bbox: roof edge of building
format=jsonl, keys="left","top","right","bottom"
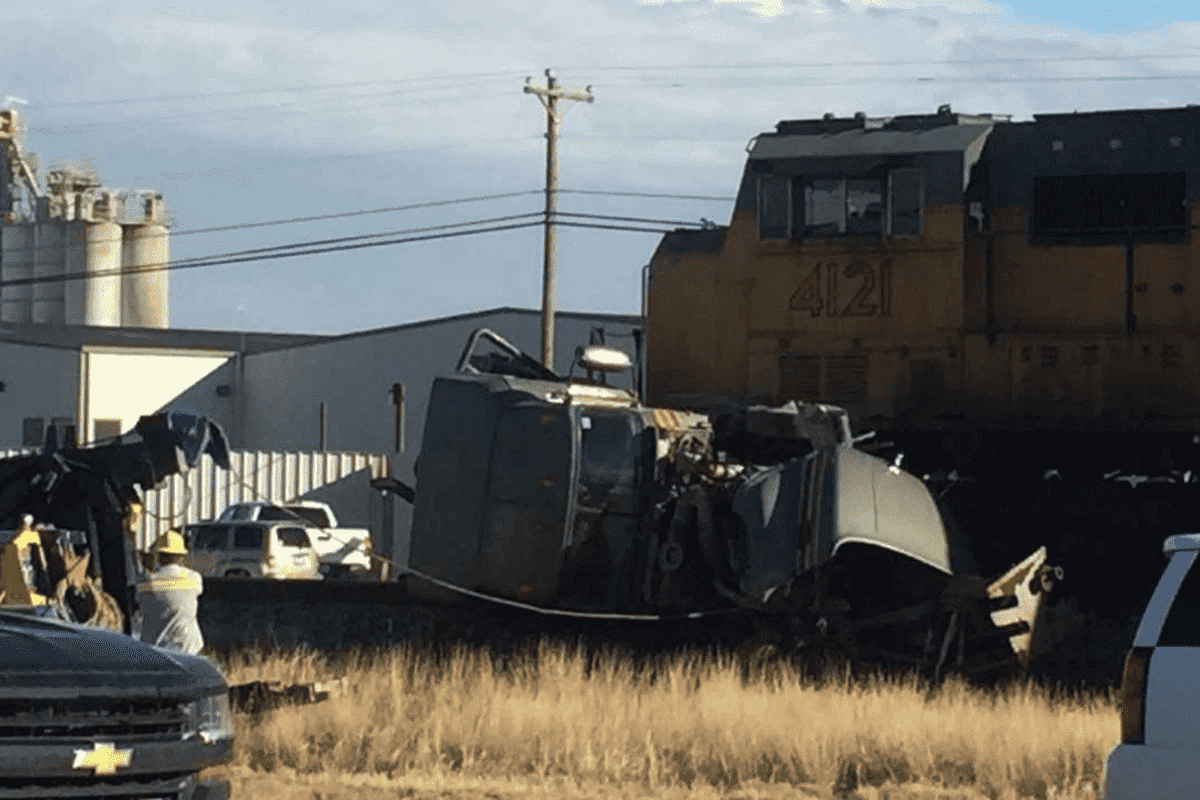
{"left": 250, "top": 306, "right": 644, "bottom": 353}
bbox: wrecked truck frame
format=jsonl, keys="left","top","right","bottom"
{"left": 0, "top": 410, "right": 231, "bottom": 630}
{"left": 392, "top": 329, "right": 1060, "bottom": 675}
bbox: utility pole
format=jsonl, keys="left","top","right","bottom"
{"left": 524, "top": 70, "right": 593, "bottom": 369}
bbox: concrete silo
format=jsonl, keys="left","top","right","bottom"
{"left": 121, "top": 191, "right": 169, "bottom": 328}
{"left": 64, "top": 190, "right": 122, "bottom": 327}
{"left": 0, "top": 223, "right": 34, "bottom": 322}
{"left": 31, "top": 219, "right": 66, "bottom": 324}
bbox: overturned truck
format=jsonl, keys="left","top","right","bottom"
{"left": 396, "top": 330, "right": 1060, "bottom": 676}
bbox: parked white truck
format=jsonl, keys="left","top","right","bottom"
{"left": 216, "top": 501, "right": 373, "bottom": 578}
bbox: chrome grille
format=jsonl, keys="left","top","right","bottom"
{"left": 0, "top": 698, "right": 186, "bottom": 742}
{"left": 0, "top": 770, "right": 189, "bottom": 799}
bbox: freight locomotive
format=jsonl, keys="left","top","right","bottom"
{"left": 646, "top": 104, "right": 1200, "bottom": 636}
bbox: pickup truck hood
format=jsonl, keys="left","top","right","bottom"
{"left": 833, "top": 447, "right": 952, "bottom": 574}
{"left": 0, "top": 610, "right": 225, "bottom": 700}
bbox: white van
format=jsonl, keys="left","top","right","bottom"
{"left": 183, "top": 522, "right": 321, "bottom": 580}
{"left": 1103, "top": 533, "right": 1200, "bottom": 799}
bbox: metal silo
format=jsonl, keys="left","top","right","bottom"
{"left": 65, "top": 190, "right": 122, "bottom": 327}
{"left": 32, "top": 218, "right": 66, "bottom": 324}
{"left": 121, "top": 191, "right": 169, "bottom": 328}
{"left": 0, "top": 223, "right": 34, "bottom": 323}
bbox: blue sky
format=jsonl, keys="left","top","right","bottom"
{"left": 3, "top": 0, "right": 1199, "bottom": 334}
{"left": 1007, "top": 1, "right": 1192, "bottom": 31}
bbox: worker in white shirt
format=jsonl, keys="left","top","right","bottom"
{"left": 135, "top": 530, "right": 204, "bottom": 654}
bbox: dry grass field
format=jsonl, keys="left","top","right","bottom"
{"left": 210, "top": 645, "right": 1118, "bottom": 799}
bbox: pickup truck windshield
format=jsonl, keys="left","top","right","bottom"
{"left": 220, "top": 504, "right": 331, "bottom": 526}
{"left": 283, "top": 507, "right": 330, "bottom": 527}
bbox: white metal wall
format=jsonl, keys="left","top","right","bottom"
{"left": 135, "top": 450, "right": 391, "bottom": 550}
{"left": 82, "top": 348, "right": 231, "bottom": 443}
{"left": 0, "top": 342, "right": 80, "bottom": 450}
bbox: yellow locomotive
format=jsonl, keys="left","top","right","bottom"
{"left": 647, "top": 105, "right": 1200, "bottom": 632}
{"left": 648, "top": 104, "right": 1200, "bottom": 477}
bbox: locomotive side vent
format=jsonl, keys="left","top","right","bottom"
{"left": 778, "top": 353, "right": 868, "bottom": 408}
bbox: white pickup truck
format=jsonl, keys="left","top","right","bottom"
{"left": 216, "top": 501, "right": 373, "bottom": 578}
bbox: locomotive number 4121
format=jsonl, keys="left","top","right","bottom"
{"left": 789, "top": 259, "right": 893, "bottom": 318}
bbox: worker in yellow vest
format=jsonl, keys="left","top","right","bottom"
{"left": 0, "top": 514, "right": 51, "bottom": 608}
{"left": 135, "top": 530, "right": 204, "bottom": 654}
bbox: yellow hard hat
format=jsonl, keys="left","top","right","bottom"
{"left": 149, "top": 529, "right": 189, "bottom": 555}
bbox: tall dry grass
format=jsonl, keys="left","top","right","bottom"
{"left": 215, "top": 645, "right": 1117, "bottom": 798}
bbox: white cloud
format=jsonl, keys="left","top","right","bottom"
{"left": 644, "top": 0, "right": 792, "bottom": 18}
{"left": 849, "top": 0, "right": 1009, "bottom": 13}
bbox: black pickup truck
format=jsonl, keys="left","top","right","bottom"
{"left": 0, "top": 609, "right": 233, "bottom": 800}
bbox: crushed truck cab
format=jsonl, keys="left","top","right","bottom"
{"left": 404, "top": 329, "right": 1057, "bottom": 672}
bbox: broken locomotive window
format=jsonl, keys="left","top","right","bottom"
{"left": 757, "top": 172, "right": 916, "bottom": 240}
{"left": 805, "top": 179, "right": 847, "bottom": 235}
{"left": 888, "top": 168, "right": 923, "bottom": 236}
{"left": 757, "top": 175, "right": 791, "bottom": 239}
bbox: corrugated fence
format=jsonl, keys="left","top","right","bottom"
{"left": 136, "top": 450, "right": 391, "bottom": 550}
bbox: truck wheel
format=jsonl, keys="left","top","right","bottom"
{"left": 659, "top": 542, "right": 684, "bottom": 572}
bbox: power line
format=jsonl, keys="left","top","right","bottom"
{"left": 0, "top": 192, "right": 548, "bottom": 255}
{"left": 560, "top": 189, "right": 734, "bottom": 201}
{"left": 715, "top": 73, "right": 1200, "bottom": 88}
{"left": 572, "top": 53, "right": 1200, "bottom": 73}
{"left": 0, "top": 220, "right": 546, "bottom": 289}
{"left": 27, "top": 53, "right": 1200, "bottom": 113}
{"left": 32, "top": 70, "right": 527, "bottom": 111}
{"left": 184, "top": 212, "right": 545, "bottom": 259}
{"left": 0, "top": 213, "right": 547, "bottom": 287}
{"left": 0, "top": 210, "right": 696, "bottom": 289}
{"left": 0, "top": 189, "right": 726, "bottom": 256}
{"left": 172, "top": 191, "right": 544, "bottom": 238}
{"left": 34, "top": 69, "right": 1200, "bottom": 135}
{"left": 556, "top": 220, "right": 683, "bottom": 235}
{"left": 556, "top": 211, "right": 709, "bottom": 227}
{"left": 20, "top": 58, "right": 1200, "bottom": 135}
{"left": 30, "top": 87, "right": 516, "bottom": 134}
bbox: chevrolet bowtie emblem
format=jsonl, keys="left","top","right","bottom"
{"left": 72, "top": 742, "right": 133, "bottom": 775}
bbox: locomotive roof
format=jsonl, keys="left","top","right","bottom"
{"left": 750, "top": 114, "right": 997, "bottom": 160}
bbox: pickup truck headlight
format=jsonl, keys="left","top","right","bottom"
{"left": 184, "top": 691, "right": 233, "bottom": 744}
